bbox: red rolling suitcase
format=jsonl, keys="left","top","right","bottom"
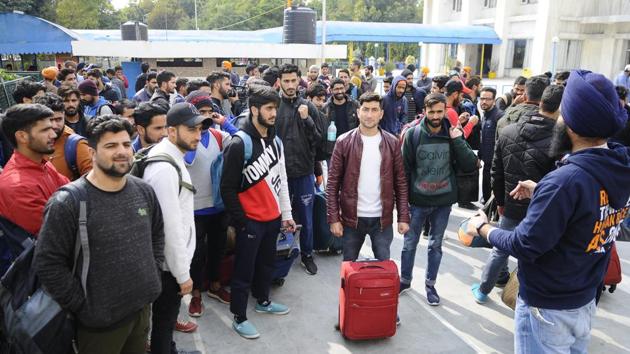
{"left": 604, "top": 243, "right": 622, "bottom": 293}
{"left": 338, "top": 259, "right": 399, "bottom": 340}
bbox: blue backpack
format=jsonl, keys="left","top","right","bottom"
{"left": 64, "top": 133, "right": 86, "bottom": 178}
{"left": 207, "top": 128, "right": 225, "bottom": 211}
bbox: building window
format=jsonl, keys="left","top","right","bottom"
{"left": 157, "top": 58, "right": 202, "bottom": 67}
{"left": 484, "top": 0, "right": 497, "bottom": 8}
{"left": 557, "top": 40, "right": 583, "bottom": 71}
{"left": 449, "top": 44, "right": 458, "bottom": 59}
{"left": 624, "top": 40, "right": 630, "bottom": 67}
{"left": 453, "top": 0, "right": 462, "bottom": 12}
{"left": 507, "top": 39, "right": 528, "bottom": 69}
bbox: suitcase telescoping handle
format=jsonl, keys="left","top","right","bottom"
{"left": 357, "top": 258, "right": 386, "bottom": 271}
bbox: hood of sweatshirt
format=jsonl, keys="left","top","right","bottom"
{"left": 387, "top": 75, "right": 407, "bottom": 100}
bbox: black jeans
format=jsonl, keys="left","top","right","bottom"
{"left": 191, "top": 212, "right": 227, "bottom": 290}
{"left": 150, "top": 271, "right": 182, "bottom": 354}
{"left": 230, "top": 218, "right": 280, "bottom": 318}
{"left": 482, "top": 164, "right": 492, "bottom": 203}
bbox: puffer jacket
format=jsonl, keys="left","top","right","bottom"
{"left": 496, "top": 102, "right": 539, "bottom": 137}
{"left": 275, "top": 95, "right": 321, "bottom": 178}
{"left": 326, "top": 127, "right": 410, "bottom": 229}
{"left": 479, "top": 106, "right": 503, "bottom": 165}
{"left": 491, "top": 112, "right": 556, "bottom": 220}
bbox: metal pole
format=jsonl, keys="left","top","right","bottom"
{"left": 479, "top": 44, "right": 485, "bottom": 78}
{"left": 551, "top": 41, "right": 558, "bottom": 74}
{"left": 321, "top": 0, "right": 326, "bottom": 62}
{"left": 194, "top": 0, "right": 199, "bottom": 30}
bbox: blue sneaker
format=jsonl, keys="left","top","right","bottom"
{"left": 471, "top": 283, "right": 489, "bottom": 304}
{"left": 254, "top": 302, "right": 290, "bottom": 315}
{"left": 425, "top": 285, "right": 440, "bottom": 306}
{"left": 399, "top": 282, "right": 411, "bottom": 295}
{"left": 232, "top": 320, "right": 260, "bottom": 339}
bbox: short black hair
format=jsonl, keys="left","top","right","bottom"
{"left": 133, "top": 102, "right": 168, "bottom": 128}
{"left": 320, "top": 62, "right": 329, "bottom": 69}
{"left": 424, "top": 93, "right": 447, "bottom": 109}
{"left": 445, "top": 79, "right": 463, "bottom": 96}
{"left": 141, "top": 62, "right": 150, "bottom": 73}
{"left": 157, "top": 71, "right": 176, "bottom": 87}
{"left": 248, "top": 84, "right": 280, "bottom": 113}
{"left": 106, "top": 68, "right": 116, "bottom": 76}
{"left": 117, "top": 99, "right": 137, "bottom": 111}
{"left": 186, "top": 79, "right": 210, "bottom": 95}
{"left": 147, "top": 71, "right": 158, "bottom": 82}
{"left": 338, "top": 69, "right": 350, "bottom": 77}
{"left": 431, "top": 75, "right": 449, "bottom": 90}
{"left": 540, "top": 85, "right": 564, "bottom": 113}
{"left": 12, "top": 80, "right": 46, "bottom": 103}
{"left": 480, "top": 87, "right": 497, "bottom": 99}
{"left": 87, "top": 69, "right": 102, "bottom": 79}
{"left": 57, "top": 85, "right": 81, "bottom": 100}
{"left": 366, "top": 65, "right": 374, "bottom": 72}
{"left": 554, "top": 71, "right": 570, "bottom": 81}
{"left": 114, "top": 65, "right": 123, "bottom": 72}
{"left": 331, "top": 78, "right": 345, "bottom": 89}
{"left": 525, "top": 75, "right": 550, "bottom": 102}
{"left": 86, "top": 115, "right": 134, "bottom": 149}
{"left": 1, "top": 104, "right": 54, "bottom": 147}
{"left": 358, "top": 92, "right": 382, "bottom": 108}
{"left": 514, "top": 76, "right": 527, "bottom": 86}
{"left": 246, "top": 63, "right": 258, "bottom": 75}
{"left": 616, "top": 85, "right": 628, "bottom": 101}
{"left": 262, "top": 66, "right": 279, "bottom": 86}
{"left": 33, "top": 92, "right": 64, "bottom": 112}
{"left": 57, "top": 68, "right": 75, "bottom": 81}
{"left": 465, "top": 76, "right": 481, "bottom": 89}
{"left": 176, "top": 78, "right": 189, "bottom": 92}
{"left": 258, "top": 64, "right": 270, "bottom": 73}
{"left": 306, "top": 84, "right": 327, "bottom": 99}
{"left": 383, "top": 76, "right": 393, "bottom": 85}
{"left": 206, "top": 71, "right": 230, "bottom": 87}
{"left": 279, "top": 63, "right": 299, "bottom": 79}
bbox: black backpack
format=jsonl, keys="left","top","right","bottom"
{"left": 129, "top": 144, "right": 196, "bottom": 194}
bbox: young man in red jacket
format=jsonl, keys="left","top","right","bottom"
{"left": 0, "top": 104, "right": 69, "bottom": 236}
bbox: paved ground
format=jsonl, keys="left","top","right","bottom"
{"left": 174, "top": 205, "right": 630, "bottom": 354}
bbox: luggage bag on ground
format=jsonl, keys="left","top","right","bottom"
{"left": 272, "top": 228, "right": 300, "bottom": 286}
{"left": 313, "top": 191, "right": 342, "bottom": 254}
{"left": 338, "top": 259, "right": 399, "bottom": 340}
{"left": 603, "top": 243, "right": 622, "bottom": 293}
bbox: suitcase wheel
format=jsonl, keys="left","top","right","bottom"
{"left": 609, "top": 284, "right": 616, "bottom": 293}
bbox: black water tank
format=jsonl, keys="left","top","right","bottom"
{"left": 121, "top": 21, "right": 148, "bottom": 41}
{"left": 283, "top": 6, "right": 316, "bottom": 44}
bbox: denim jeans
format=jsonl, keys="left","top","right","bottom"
{"left": 400, "top": 205, "right": 452, "bottom": 286}
{"left": 342, "top": 217, "right": 394, "bottom": 261}
{"left": 479, "top": 215, "right": 520, "bottom": 294}
{"left": 514, "top": 296, "right": 596, "bottom": 354}
{"left": 288, "top": 175, "right": 315, "bottom": 256}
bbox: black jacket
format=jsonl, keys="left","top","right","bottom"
{"left": 150, "top": 89, "right": 170, "bottom": 108}
{"left": 491, "top": 112, "right": 556, "bottom": 220}
{"left": 322, "top": 96, "right": 359, "bottom": 136}
{"left": 275, "top": 95, "right": 321, "bottom": 178}
{"left": 479, "top": 106, "right": 503, "bottom": 165}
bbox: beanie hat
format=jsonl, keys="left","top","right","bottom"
{"left": 42, "top": 67, "right": 58, "bottom": 80}
{"left": 561, "top": 70, "right": 628, "bottom": 138}
{"left": 78, "top": 79, "right": 98, "bottom": 96}
{"left": 185, "top": 90, "right": 213, "bottom": 109}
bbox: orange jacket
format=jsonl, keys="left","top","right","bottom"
{"left": 49, "top": 126, "right": 93, "bottom": 180}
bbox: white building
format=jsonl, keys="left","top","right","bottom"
{"left": 422, "top": 0, "right": 630, "bottom": 79}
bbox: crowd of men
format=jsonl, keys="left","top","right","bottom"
{"left": 0, "top": 57, "right": 629, "bottom": 354}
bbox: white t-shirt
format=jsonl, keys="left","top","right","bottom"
{"left": 357, "top": 132, "right": 382, "bottom": 217}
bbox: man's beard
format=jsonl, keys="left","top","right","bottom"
{"left": 257, "top": 114, "right": 275, "bottom": 128}
{"left": 333, "top": 93, "right": 345, "bottom": 101}
{"left": 29, "top": 139, "right": 54, "bottom": 155}
{"left": 549, "top": 120, "right": 573, "bottom": 160}
{"left": 97, "top": 157, "right": 132, "bottom": 178}
{"left": 143, "top": 132, "right": 161, "bottom": 145}
{"left": 219, "top": 88, "right": 228, "bottom": 99}
{"left": 64, "top": 107, "right": 78, "bottom": 116}
{"left": 427, "top": 117, "right": 443, "bottom": 129}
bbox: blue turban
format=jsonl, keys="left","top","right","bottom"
{"left": 561, "top": 70, "right": 628, "bottom": 138}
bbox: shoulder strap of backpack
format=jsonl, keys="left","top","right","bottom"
{"left": 60, "top": 179, "right": 90, "bottom": 296}
{"left": 411, "top": 124, "right": 422, "bottom": 152}
{"left": 145, "top": 154, "right": 196, "bottom": 194}
{"left": 234, "top": 131, "right": 253, "bottom": 164}
{"left": 64, "top": 134, "right": 86, "bottom": 177}
{"left": 209, "top": 128, "right": 223, "bottom": 151}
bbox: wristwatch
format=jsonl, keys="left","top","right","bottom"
{"left": 472, "top": 218, "right": 489, "bottom": 236}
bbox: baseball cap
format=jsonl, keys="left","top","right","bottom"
{"left": 167, "top": 102, "right": 212, "bottom": 129}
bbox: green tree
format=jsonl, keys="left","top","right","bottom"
{"left": 0, "top": 0, "right": 56, "bottom": 22}
{"left": 147, "top": 0, "right": 190, "bottom": 30}
{"left": 56, "top": 0, "right": 121, "bottom": 29}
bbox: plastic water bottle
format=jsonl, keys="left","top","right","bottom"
{"left": 327, "top": 121, "right": 337, "bottom": 142}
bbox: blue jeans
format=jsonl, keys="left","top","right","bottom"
{"left": 288, "top": 175, "right": 315, "bottom": 256}
{"left": 514, "top": 296, "right": 596, "bottom": 354}
{"left": 400, "top": 205, "right": 452, "bottom": 286}
{"left": 342, "top": 217, "right": 394, "bottom": 261}
{"left": 479, "top": 215, "right": 520, "bottom": 294}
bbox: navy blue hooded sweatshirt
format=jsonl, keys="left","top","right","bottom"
{"left": 489, "top": 143, "right": 630, "bottom": 310}
{"left": 380, "top": 76, "right": 408, "bottom": 135}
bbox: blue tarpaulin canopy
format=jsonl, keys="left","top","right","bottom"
{"left": 0, "top": 12, "right": 78, "bottom": 55}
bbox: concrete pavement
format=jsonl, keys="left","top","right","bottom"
{"left": 174, "top": 205, "right": 630, "bottom": 354}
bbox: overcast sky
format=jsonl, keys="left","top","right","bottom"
{"left": 112, "top": 0, "right": 129, "bottom": 10}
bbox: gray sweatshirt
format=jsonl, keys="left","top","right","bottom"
{"left": 35, "top": 176, "right": 164, "bottom": 329}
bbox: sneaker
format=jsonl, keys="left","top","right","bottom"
{"left": 254, "top": 301, "right": 290, "bottom": 315}
{"left": 471, "top": 283, "right": 489, "bottom": 304}
{"left": 425, "top": 285, "right": 440, "bottom": 306}
{"left": 175, "top": 319, "right": 198, "bottom": 333}
{"left": 458, "top": 202, "right": 479, "bottom": 210}
{"left": 399, "top": 282, "right": 411, "bottom": 295}
{"left": 188, "top": 296, "right": 203, "bottom": 317}
{"left": 207, "top": 287, "right": 231, "bottom": 304}
{"left": 301, "top": 255, "right": 318, "bottom": 275}
{"left": 232, "top": 320, "right": 260, "bottom": 339}
{"left": 495, "top": 280, "right": 508, "bottom": 288}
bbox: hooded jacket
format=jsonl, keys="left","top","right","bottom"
{"left": 221, "top": 118, "right": 292, "bottom": 228}
{"left": 275, "top": 95, "right": 321, "bottom": 178}
{"left": 380, "top": 76, "right": 408, "bottom": 135}
{"left": 490, "top": 143, "right": 630, "bottom": 310}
